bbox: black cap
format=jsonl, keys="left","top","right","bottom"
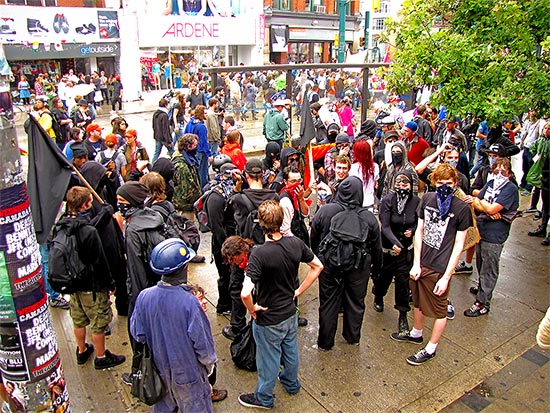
{"left": 244, "top": 159, "right": 263, "bottom": 174}
{"left": 335, "top": 133, "right": 350, "bottom": 144}
{"left": 71, "top": 142, "right": 88, "bottom": 158}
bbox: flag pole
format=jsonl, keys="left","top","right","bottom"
{"left": 70, "top": 165, "right": 104, "bottom": 204}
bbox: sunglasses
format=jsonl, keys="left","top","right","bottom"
{"left": 395, "top": 178, "right": 411, "bottom": 184}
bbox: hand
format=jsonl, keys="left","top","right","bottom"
{"left": 339, "top": 146, "right": 350, "bottom": 156}
{"left": 433, "top": 277, "right": 449, "bottom": 296}
{"left": 463, "top": 195, "right": 474, "bottom": 204}
{"left": 410, "top": 264, "right": 421, "bottom": 281}
{"left": 249, "top": 304, "right": 268, "bottom": 320}
{"left": 489, "top": 212, "right": 502, "bottom": 220}
{"left": 273, "top": 160, "right": 280, "bottom": 170}
{"left": 392, "top": 245, "right": 402, "bottom": 255}
{"left": 403, "top": 229, "right": 413, "bottom": 238}
{"left": 295, "top": 185, "right": 305, "bottom": 200}
{"left": 232, "top": 171, "right": 242, "bottom": 183}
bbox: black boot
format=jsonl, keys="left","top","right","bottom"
{"left": 528, "top": 225, "right": 546, "bottom": 237}
{"left": 542, "top": 236, "right": 550, "bottom": 246}
{"left": 373, "top": 296, "right": 384, "bottom": 312}
{"left": 398, "top": 311, "right": 409, "bottom": 333}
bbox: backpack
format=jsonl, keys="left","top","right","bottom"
{"left": 152, "top": 202, "right": 200, "bottom": 253}
{"left": 240, "top": 194, "right": 265, "bottom": 245}
{"left": 167, "top": 103, "right": 176, "bottom": 129}
{"left": 317, "top": 207, "right": 370, "bottom": 272}
{"left": 48, "top": 226, "right": 88, "bottom": 294}
{"left": 41, "top": 111, "right": 63, "bottom": 141}
{"left": 98, "top": 149, "right": 119, "bottom": 167}
{"left": 193, "top": 182, "right": 225, "bottom": 233}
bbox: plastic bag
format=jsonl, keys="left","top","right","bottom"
{"left": 230, "top": 322, "right": 257, "bottom": 371}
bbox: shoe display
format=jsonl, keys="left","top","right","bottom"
{"left": 76, "top": 343, "right": 94, "bottom": 365}
{"left": 238, "top": 393, "right": 271, "bottom": 409}
{"left": 61, "top": 14, "right": 69, "bottom": 34}
{"left": 211, "top": 388, "right": 228, "bottom": 402}
{"left": 447, "top": 302, "right": 455, "bottom": 320}
{"left": 464, "top": 302, "right": 489, "bottom": 317}
{"left": 94, "top": 349, "right": 126, "bottom": 370}
{"left": 469, "top": 286, "right": 479, "bottom": 295}
{"left": 121, "top": 372, "right": 133, "bottom": 386}
{"left": 53, "top": 14, "right": 61, "bottom": 33}
{"left": 27, "top": 18, "right": 49, "bottom": 34}
{"left": 298, "top": 317, "right": 308, "bottom": 327}
{"left": 528, "top": 226, "right": 546, "bottom": 237}
{"left": 390, "top": 331, "right": 423, "bottom": 344}
{"left": 49, "top": 296, "right": 70, "bottom": 309}
{"left": 221, "top": 326, "right": 238, "bottom": 341}
{"left": 0, "top": 17, "right": 16, "bottom": 35}
{"left": 454, "top": 261, "right": 473, "bottom": 274}
{"left": 76, "top": 23, "right": 96, "bottom": 35}
{"left": 406, "top": 348, "right": 436, "bottom": 366}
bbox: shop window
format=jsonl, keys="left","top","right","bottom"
{"left": 373, "top": 18, "right": 386, "bottom": 30}
{"left": 333, "top": 0, "right": 351, "bottom": 16}
{"left": 274, "top": 0, "right": 291, "bottom": 10}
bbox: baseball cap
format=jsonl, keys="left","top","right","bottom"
{"left": 244, "top": 159, "right": 263, "bottom": 174}
{"left": 86, "top": 123, "right": 103, "bottom": 133}
{"left": 104, "top": 133, "right": 117, "bottom": 146}
{"left": 125, "top": 129, "right": 138, "bottom": 138}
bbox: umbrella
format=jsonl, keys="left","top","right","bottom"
{"left": 71, "top": 83, "right": 95, "bottom": 96}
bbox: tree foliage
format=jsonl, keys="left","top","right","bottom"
{"left": 383, "top": 0, "right": 550, "bottom": 122}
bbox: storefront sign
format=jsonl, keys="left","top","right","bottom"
{"left": 137, "top": 15, "right": 256, "bottom": 47}
{"left": 4, "top": 43, "right": 120, "bottom": 60}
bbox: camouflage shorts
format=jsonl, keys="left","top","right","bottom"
{"left": 69, "top": 291, "right": 113, "bottom": 334}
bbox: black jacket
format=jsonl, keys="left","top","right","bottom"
{"left": 310, "top": 176, "right": 382, "bottom": 275}
{"left": 124, "top": 207, "right": 166, "bottom": 310}
{"left": 379, "top": 191, "right": 420, "bottom": 250}
{"left": 54, "top": 213, "right": 114, "bottom": 292}
{"left": 152, "top": 108, "right": 172, "bottom": 145}
{"left": 230, "top": 188, "right": 279, "bottom": 238}
{"left": 205, "top": 185, "right": 236, "bottom": 253}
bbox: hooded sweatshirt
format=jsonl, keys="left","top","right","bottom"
{"left": 152, "top": 158, "right": 175, "bottom": 202}
{"left": 382, "top": 141, "right": 419, "bottom": 198}
{"left": 184, "top": 117, "right": 212, "bottom": 156}
{"left": 270, "top": 146, "right": 300, "bottom": 193}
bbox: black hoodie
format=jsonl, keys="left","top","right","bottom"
{"left": 270, "top": 146, "right": 300, "bottom": 193}
{"left": 152, "top": 158, "right": 176, "bottom": 202}
{"left": 310, "top": 176, "right": 382, "bottom": 276}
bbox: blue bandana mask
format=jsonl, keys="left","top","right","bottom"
{"left": 436, "top": 184, "right": 454, "bottom": 221}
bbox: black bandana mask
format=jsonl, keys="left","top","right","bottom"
{"left": 395, "top": 187, "right": 410, "bottom": 214}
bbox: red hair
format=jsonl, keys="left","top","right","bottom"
{"left": 352, "top": 140, "right": 374, "bottom": 183}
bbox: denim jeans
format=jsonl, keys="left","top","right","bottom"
{"left": 39, "top": 243, "right": 59, "bottom": 300}
{"left": 209, "top": 141, "right": 219, "bottom": 157}
{"left": 152, "top": 140, "right": 174, "bottom": 164}
{"left": 253, "top": 313, "right": 301, "bottom": 407}
{"left": 197, "top": 151, "right": 210, "bottom": 190}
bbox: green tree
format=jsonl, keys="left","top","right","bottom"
{"left": 383, "top": 0, "right": 550, "bottom": 122}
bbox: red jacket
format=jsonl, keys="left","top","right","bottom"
{"left": 406, "top": 136, "right": 430, "bottom": 166}
{"left": 221, "top": 142, "right": 247, "bottom": 171}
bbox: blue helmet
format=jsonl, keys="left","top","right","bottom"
{"left": 149, "top": 238, "right": 196, "bottom": 275}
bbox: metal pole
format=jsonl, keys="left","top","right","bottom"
{"left": 0, "top": 47, "right": 71, "bottom": 413}
{"left": 337, "top": 0, "right": 346, "bottom": 63}
{"left": 168, "top": 46, "right": 173, "bottom": 90}
{"left": 361, "top": 67, "right": 370, "bottom": 123}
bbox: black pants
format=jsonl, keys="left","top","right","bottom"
{"left": 372, "top": 250, "right": 413, "bottom": 312}
{"left": 541, "top": 186, "right": 550, "bottom": 230}
{"left": 229, "top": 265, "right": 247, "bottom": 332}
{"left": 213, "top": 247, "right": 231, "bottom": 312}
{"left": 127, "top": 301, "right": 144, "bottom": 373}
{"left": 111, "top": 97, "right": 122, "bottom": 111}
{"left": 100, "top": 88, "right": 109, "bottom": 104}
{"left": 521, "top": 148, "right": 534, "bottom": 191}
{"left": 317, "top": 263, "right": 370, "bottom": 350}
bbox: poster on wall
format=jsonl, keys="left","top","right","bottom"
{"left": 270, "top": 25, "right": 288, "bottom": 53}
{"left": 97, "top": 10, "right": 120, "bottom": 39}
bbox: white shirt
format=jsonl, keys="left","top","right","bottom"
{"left": 349, "top": 162, "right": 379, "bottom": 209}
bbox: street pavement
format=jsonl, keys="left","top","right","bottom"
{"left": 14, "top": 93, "right": 550, "bottom": 412}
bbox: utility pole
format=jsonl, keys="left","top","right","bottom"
{"left": 0, "top": 46, "right": 71, "bottom": 413}
{"left": 337, "top": 0, "right": 347, "bottom": 63}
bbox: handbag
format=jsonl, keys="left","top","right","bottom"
{"left": 131, "top": 343, "right": 165, "bottom": 406}
{"left": 230, "top": 321, "right": 257, "bottom": 372}
{"left": 94, "top": 90, "right": 103, "bottom": 102}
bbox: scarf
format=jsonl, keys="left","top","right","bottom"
{"left": 484, "top": 175, "right": 509, "bottom": 203}
{"left": 436, "top": 184, "right": 454, "bottom": 221}
{"left": 282, "top": 181, "right": 301, "bottom": 210}
{"left": 395, "top": 187, "right": 410, "bottom": 215}
{"left": 182, "top": 149, "right": 198, "bottom": 167}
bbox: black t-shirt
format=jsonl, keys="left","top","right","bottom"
{"left": 476, "top": 180, "right": 519, "bottom": 244}
{"left": 174, "top": 103, "right": 185, "bottom": 124}
{"left": 247, "top": 236, "right": 314, "bottom": 326}
{"left": 417, "top": 192, "right": 472, "bottom": 274}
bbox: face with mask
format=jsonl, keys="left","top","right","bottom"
{"left": 394, "top": 174, "right": 412, "bottom": 214}
{"left": 488, "top": 154, "right": 499, "bottom": 167}
{"left": 116, "top": 195, "right": 135, "bottom": 218}
{"left": 435, "top": 179, "right": 456, "bottom": 221}
{"left": 391, "top": 147, "right": 404, "bottom": 166}
{"left": 443, "top": 149, "right": 460, "bottom": 169}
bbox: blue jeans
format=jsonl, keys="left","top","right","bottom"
{"left": 197, "top": 151, "right": 210, "bottom": 190}
{"left": 152, "top": 140, "right": 174, "bottom": 164}
{"left": 39, "top": 243, "right": 59, "bottom": 300}
{"left": 253, "top": 313, "right": 301, "bottom": 408}
{"left": 209, "top": 141, "right": 219, "bottom": 157}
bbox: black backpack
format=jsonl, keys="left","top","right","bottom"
{"left": 317, "top": 207, "right": 370, "bottom": 272}
{"left": 240, "top": 194, "right": 265, "bottom": 245}
{"left": 193, "top": 183, "right": 225, "bottom": 233}
{"left": 152, "top": 203, "right": 201, "bottom": 253}
{"left": 48, "top": 226, "right": 88, "bottom": 294}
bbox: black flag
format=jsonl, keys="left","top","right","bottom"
{"left": 26, "top": 115, "right": 72, "bottom": 244}
{"left": 299, "top": 95, "right": 316, "bottom": 147}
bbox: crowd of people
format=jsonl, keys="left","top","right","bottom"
{"left": 29, "top": 65, "right": 550, "bottom": 411}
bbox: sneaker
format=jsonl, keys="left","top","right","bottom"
{"left": 121, "top": 372, "right": 133, "bottom": 386}
{"left": 521, "top": 190, "right": 531, "bottom": 196}
{"left": 447, "top": 302, "right": 455, "bottom": 320}
{"left": 76, "top": 343, "right": 94, "bottom": 364}
{"left": 211, "top": 388, "right": 228, "bottom": 402}
{"left": 190, "top": 254, "right": 206, "bottom": 263}
{"left": 390, "top": 331, "right": 423, "bottom": 344}
{"left": 216, "top": 308, "right": 231, "bottom": 316}
{"left": 406, "top": 348, "right": 436, "bottom": 366}
{"left": 298, "top": 317, "right": 308, "bottom": 327}
{"left": 454, "top": 261, "right": 473, "bottom": 274}
{"left": 94, "top": 349, "right": 126, "bottom": 370}
{"left": 49, "top": 296, "right": 70, "bottom": 309}
{"left": 464, "top": 302, "right": 489, "bottom": 317}
{"left": 238, "top": 393, "right": 271, "bottom": 409}
{"left": 524, "top": 208, "right": 539, "bottom": 213}
{"left": 469, "top": 286, "right": 479, "bottom": 295}
{"left": 221, "top": 326, "right": 238, "bottom": 341}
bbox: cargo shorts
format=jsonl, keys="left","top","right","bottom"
{"left": 69, "top": 291, "right": 113, "bottom": 334}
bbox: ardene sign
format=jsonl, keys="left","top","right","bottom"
{"left": 138, "top": 14, "right": 256, "bottom": 47}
